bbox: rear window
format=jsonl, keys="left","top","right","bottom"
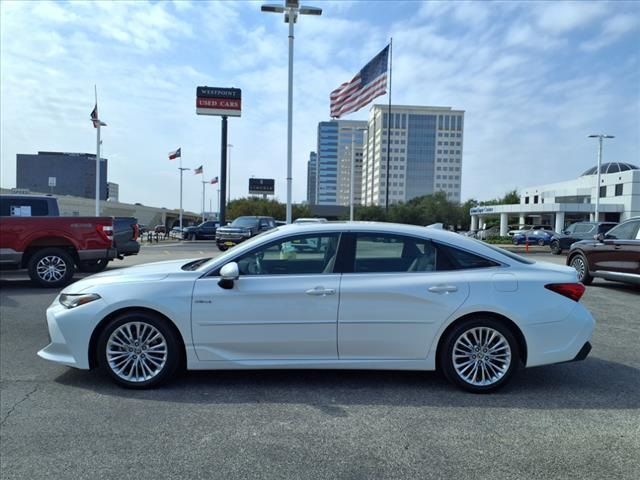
{"left": 0, "top": 197, "right": 50, "bottom": 216}
{"left": 479, "top": 241, "right": 535, "bottom": 264}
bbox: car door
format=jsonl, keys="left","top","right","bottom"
{"left": 337, "top": 233, "right": 471, "bottom": 360}
{"left": 191, "top": 232, "right": 342, "bottom": 361}
{"left": 590, "top": 220, "right": 640, "bottom": 274}
{"left": 201, "top": 221, "right": 217, "bottom": 239}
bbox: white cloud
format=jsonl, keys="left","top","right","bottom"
{"left": 535, "top": 1, "right": 608, "bottom": 35}
{"left": 581, "top": 13, "right": 640, "bottom": 51}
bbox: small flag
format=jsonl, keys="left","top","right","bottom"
{"left": 194, "top": 165, "right": 203, "bottom": 175}
{"left": 330, "top": 44, "right": 389, "bottom": 118}
{"left": 210, "top": 176, "right": 219, "bottom": 185}
{"left": 90, "top": 104, "right": 99, "bottom": 128}
{"left": 168, "top": 148, "right": 181, "bottom": 160}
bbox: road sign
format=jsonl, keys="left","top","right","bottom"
{"left": 196, "top": 87, "right": 241, "bottom": 117}
{"left": 249, "top": 178, "right": 275, "bottom": 195}
{"left": 48, "top": 177, "right": 56, "bottom": 187}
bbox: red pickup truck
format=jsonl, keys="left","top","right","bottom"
{"left": 0, "top": 216, "right": 116, "bottom": 287}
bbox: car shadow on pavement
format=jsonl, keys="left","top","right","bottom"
{"left": 54, "top": 356, "right": 640, "bottom": 412}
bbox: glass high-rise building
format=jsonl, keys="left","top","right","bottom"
{"left": 306, "top": 152, "right": 317, "bottom": 204}
{"left": 361, "top": 105, "right": 464, "bottom": 206}
{"left": 316, "top": 120, "right": 367, "bottom": 206}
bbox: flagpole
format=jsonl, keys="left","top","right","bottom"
{"left": 385, "top": 38, "right": 392, "bottom": 212}
{"left": 95, "top": 85, "right": 101, "bottom": 216}
{"left": 202, "top": 180, "right": 206, "bottom": 222}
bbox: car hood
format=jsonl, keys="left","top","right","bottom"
{"left": 62, "top": 258, "right": 201, "bottom": 293}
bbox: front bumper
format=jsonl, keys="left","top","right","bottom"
{"left": 37, "top": 297, "right": 104, "bottom": 370}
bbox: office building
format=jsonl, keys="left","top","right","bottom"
{"left": 470, "top": 162, "right": 640, "bottom": 235}
{"left": 16, "top": 151, "right": 108, "bottom": 200}
{"left": 361, "top": 105, "right": 464, "bottom": 206}
{"left": 306, "top": 152, "right": 317, "bottom": 204}
{"left": 107, "top": 182, "right": 119, "bottom": 202}
{"left": 316, "top": 120, "right": 367, "bottom": 206}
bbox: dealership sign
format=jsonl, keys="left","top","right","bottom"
{"left": 249, "top": 178, "right": 275, "bottom": 195}
{"left": 196, "top": 87, "right": 241, "bottom": 117}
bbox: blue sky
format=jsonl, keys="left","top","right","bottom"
{"left": 1, "top": 0, "right": 639, "bottom": 213}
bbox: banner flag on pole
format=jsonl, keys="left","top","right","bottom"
{"left": 194, "top": 165, "right": 203, "bottom": 174}
{"left": 90, "top": 105, "right": 99, "bottom": 128}
{"left": 210, "top": 176, "right": 219, "bottom": 185}
{"left": 168, "top": 148, "right": 181, "bottom": 160}
{"left": 330, "top": 44, "right": 389, "bottom": 118}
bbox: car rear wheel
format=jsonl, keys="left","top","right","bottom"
{"left": 440, "top": 318, "right": 520, "bottom": 393}
{"left": 550, "top": 240, "right": 562, "bottom": 255}
{"left": 27, "top": 248, "right": 75, "bottom": 288}
{"left": 97, "top": 312, "right": 180, "bottom": 389}
{"left": 570, "top": 254, "right": 593, "bottom": 285}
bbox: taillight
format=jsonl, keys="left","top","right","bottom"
{"left": 545, "top": 283, "right": 586, "bottom": 302}
{"left": 97, "top": 224, "right": 114, "bottom": 243}
{"left": 133, "top": 223, "right": 139, "bottom": 240}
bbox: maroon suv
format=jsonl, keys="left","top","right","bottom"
{"left": 567, "top": 217, "right": 640, "bottom": 286}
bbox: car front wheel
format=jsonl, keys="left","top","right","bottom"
{"left": 440, "top": 318, "right": 520, "bottom": 393}
{"left": 97, "top": 312, "right": 180, "bottom": 389}
{"left": 570, "top": 253, "right": 593, "bottom": 285}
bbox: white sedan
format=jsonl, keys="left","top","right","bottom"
{"left": 38, "top": 222, "right": 595, "bottom": 393}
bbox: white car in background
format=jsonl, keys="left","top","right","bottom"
{"left": 39, "top": 223, "right": 594, "bottom": 393}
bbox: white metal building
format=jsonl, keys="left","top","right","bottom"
{"left": 470, "top": 162, "right": 640, "bottom": 235}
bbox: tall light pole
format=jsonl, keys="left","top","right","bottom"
{"left": 227, "top": 143, "right": 233, "bottom": 203}
{"left": 261, "top": 0, "right": 322, "bottom": 223}
{"left": 178, "top": 164, "right": 190, "bottom": 230}
{"left": 588, "top": 134, "right": 614, "bottom": 222}
{"left": 201, "top": 180, "right": 207, "bottom": 222}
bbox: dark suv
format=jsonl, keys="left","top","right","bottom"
{"left": 215, "top": 216, "right": 276, "bottom": 251}
{"left": 182, "top": 220, "right": 220, "bottom": 240}
{"left": 550, "top": 221, "right": 617, "bottom": 254}
{"left": 567, "top": 217, "right": 640, "bottom": 285}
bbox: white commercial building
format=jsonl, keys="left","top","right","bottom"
{"left": 361, "top": 105, "right": 464, "bottom": 206}
{"left": 470, "top": 162, "right": 640, "bottom": 236}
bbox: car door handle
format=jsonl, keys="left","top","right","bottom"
{"left": 305, "top": 287, "right": 336, "bottom": 296}
{"left": 428, "top": 285, "right": 458, "bottom": 294}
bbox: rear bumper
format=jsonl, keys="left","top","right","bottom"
{"left": 78, "top": 248, "right": 118, "bottom": 262}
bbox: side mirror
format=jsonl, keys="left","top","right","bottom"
{"left": 563, "top": 230, "right": 569, "bottom": 235}
{"left": 218, "top": 262, "right": 239, "bottom": 289}
{"left": 594, "top": 233, "right": 605, "bottom": 242}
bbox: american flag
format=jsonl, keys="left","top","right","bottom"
{"left": 90, "top": 104, "right": 99, "bottom": 128}
{"left": 194, "top": 165, "right": 203, "bottom": 175}
{"left": 168, "top": 148, "right": 181, "bottom": 160}
{"left": 330, "top": 45, "right": 389, "bottom": 118}
{"left": 210, "top": 176, "right": 219, "bottom": 185}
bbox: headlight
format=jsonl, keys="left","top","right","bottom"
{"left": 59, "top": 293, "right": 101, "bottom": 309}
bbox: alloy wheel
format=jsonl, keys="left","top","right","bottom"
{"left": 452, "top": 327, "right": 512, "bottom": 387}
{"left": 106, "top": 322, "right": 168, "bottom": 383}
{"left": 36, "top": 255, "right": 67, "bottom": 283}
{"left": 571, "top": 256, "right": 586, "bottom": 281}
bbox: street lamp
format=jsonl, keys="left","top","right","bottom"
{"left": 178, "top": 166, "right": 190, "bottom": 230}
{"left": 261, "top": 0, "right": 322, "bottom": 223}
{"left": 588, "top": 134, "right": 614, "bottom": 222}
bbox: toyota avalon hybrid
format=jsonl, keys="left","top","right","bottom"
{"left": 39, "top": 222, "right": 594, "bottom": 393}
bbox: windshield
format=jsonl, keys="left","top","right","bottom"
{"left": 230, "top": 217, "right": 259, "bottom": 228}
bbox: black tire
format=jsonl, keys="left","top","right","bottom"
{"left": 550, "top": 240, "right": 562, "bottom": 255}
{"left": 78, "top": 259, "right": 109, "bottom": 273}
{"left": 512, "top": 238, "right": 519, "bottom": 245}
{"left": 97, "top": 311, "right": 180, "bottom": 389}
{"left": 537, "top": 239, "right": 545, "bottom": 246}
{"left": 439, "top": 317, "right": 521, "bottom": 394}
{"left": 27, "top": 247, "right": 75, "bottom": 288}
{"left": 569, "top": 253, "right": 593, "bottom": 285}
{"left": 217, "top": 244, "right": 228, "bottom": 251}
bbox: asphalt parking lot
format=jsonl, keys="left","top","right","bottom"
{"left": 1, "top": 242, "right": 638, "bottom": 480}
